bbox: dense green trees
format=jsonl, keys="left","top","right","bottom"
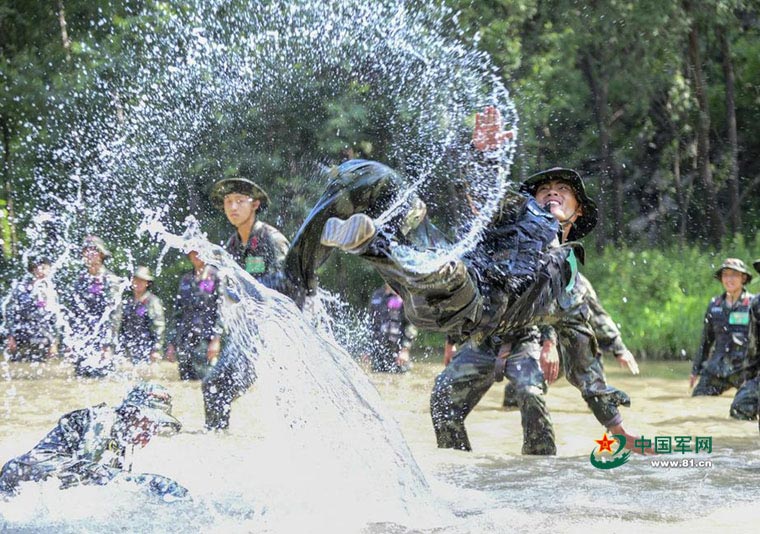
{"left": 1, "top": 0, "right": 759, "bottom": 357}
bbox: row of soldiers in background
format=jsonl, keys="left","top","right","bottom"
{"left": 1, "top": 236, "right": 223, "bottom": 383}
{"left": 690, "top": 258, "right": 760, "bottom": 424}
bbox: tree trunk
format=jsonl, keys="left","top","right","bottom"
{"left": 56, "top": 0, "right": 73, "bottom": 63}
{"left": 719, "top": 25, "right": 740, "bottom": 234}
{"left": 1, "top": 114, "right": 19, "bottom": 257}
{"left": 580, "top": 53, "right": 622, "bottom": 247}
{"left": 687, "top": 22, "right": 725, "bottom": 245}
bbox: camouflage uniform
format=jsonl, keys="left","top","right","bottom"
{"left": 729, "top": 292, "right": 760, "bottom": 420}
{"left": 119, "top": 291, "right": 166, "bottom": 364}
{"left": 287, "top": 160, "right": 628, "bottom": 453}
{"left": 171, "top": 265, "right": 223, "bottom": 380}
{"left": 4, "top": 274, "right": 59, "bottom": 362}
{"left": 202, "top": 218, "right": 290, "bottom": 430}
{"left": 691, "top": 289, "right": 755, "bottom": 396}
{"left": 503, "top": 272, "right": 630, "bottom": 402}
{"left": 67, "top": 266, "right": 124, "bottom": 377}
{"left": 366, "top": 286, "right": 418, "bottom": 373}
{"left": 0, "top": 383, "right": 186, "bottom": 499}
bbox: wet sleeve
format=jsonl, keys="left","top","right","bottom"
{"left": 747, "top": 298, "right": 760, "bottom": 375}
{"left": 267, "top": 227, "right": 290, "bottom": 274}
{"left": 585, "top": 288, "right": 628, "bottom": 356}
{"left": 539, "top": 325, "right": 557, "bottom": 345}
{"left": 692, "top": 301, "right": 715, "bottom": 375}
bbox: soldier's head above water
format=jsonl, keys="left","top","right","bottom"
{"left": 116, "top": 382, "right": 181, "bottom": 447}
{"left": 521, "top": 168, "right": 598, "bottom": 242}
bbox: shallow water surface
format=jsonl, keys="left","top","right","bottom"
{"left": 1, "top": 359, "right": 758, "bottom": 533}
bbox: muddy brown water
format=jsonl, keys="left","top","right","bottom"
{"left": 1, "top": 358, "right": 759, "bottom": 533}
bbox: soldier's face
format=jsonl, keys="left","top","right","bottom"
{"left": 720, "top": 268, "right": 747, "bottom": 293}
{"left": 132, "top": 277, "right": 149, "bottom": 295}
{"left": 82, "top": 247, "right": 103, "bottom": 268}
{"left": 533, "top": 179, "right": 582, "bottom": 224}
{"left": 32, "top": 264, "right": 51, "bottom": 279}
{"left": 188, "top": 250, "right": 205, "bottom": 270}
{"left": 223, "top": 193, "right": 260, "bottom": 227}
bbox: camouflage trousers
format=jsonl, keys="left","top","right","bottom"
{"left": 430, "top": 339, "right": 555, "bottom": 455}
{"left": 692, "top": 371, "right": 745, "bottom": 397}
{"left": 176, "top": 337, "right": 216, "bottom": 381}
{"left": 730, "top": 376, "right": 759, "bottom": 420}
{"left": 201, "top": 346, "right": 256, "bottom": 430}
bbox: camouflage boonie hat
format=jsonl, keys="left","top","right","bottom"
{"left": 82, "top": 235, "right": 111, "bottom": 259}
{"left": 210, "top": 177, "right": 270, "bottom": 211}
{"left": 714, "top": 258, "right": 753, "bottom": 283}
{"left": 119, "top": 382, "right": 181, "bottom": 433}
{"left": 132, "top": 265, "right": 154, "bottom": 282}
{"left": 520, "top": 167, "right": 598, "bottom": 240}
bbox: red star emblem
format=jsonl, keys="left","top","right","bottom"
{"left": 595, "top": 433, "right": 616, "bottom": 454}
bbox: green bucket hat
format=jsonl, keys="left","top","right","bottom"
{"left": 520, "top": 167, "right": 598, "bottom": 240}
{"left": 119, "top": 382, "right": 181, "bottom": 433}
{"left": 82, "top": 235, "right": 112, "bottom": 259}
{"left": 714, "top": 258, "right": 753, "bottom": 283}
{"left": 132, "top": 266, "right": 154, "bottom": 282}
{"left": 210, "top": 177, "right": 270, "bottom": 211}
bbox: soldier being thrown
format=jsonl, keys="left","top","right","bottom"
{"left": 285, "top": 107, "right": 645, "bottom": 453}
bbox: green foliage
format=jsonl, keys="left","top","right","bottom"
{"left": 582, "top": 234, "right": 760, "bottom": 359}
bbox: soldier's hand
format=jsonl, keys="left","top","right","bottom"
{"left": 539, "top": 340, "right": 559, "bottom": 383}
{"left": 396, "top": 348, "right": 410, "bottom": 367}
{"left": 615, "top": 350, "right": 640, "bottom": 375}
{"left": 472, "top": 106, "right": 513, "bottom": 152}
{"left": 207, "top": 337, "right": 221, "bottom": 362}
{"left": 443, "top": 342, "right": 457, "bottom": 367}
{"left": 689, "top": 374, "right": 698, "bottom": 389}
{"left": 6, "top": 336, "right": 17, "bottom": 354}
{"left": 165, "top": 344, "right": 177, "bottom": 362}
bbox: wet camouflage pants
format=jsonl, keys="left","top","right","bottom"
{"left": 202, "top": 346, "right": 256, "bottom": 430}
{"left": 730, "top": 376, "right": 759, "bottom": 420}
{"left": 692, "top": 371, "right": 745, "bottom": 397}
{"left": 430, "top": 341, "right": 555, "bottom": 455}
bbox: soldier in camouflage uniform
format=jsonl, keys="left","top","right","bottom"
{"left": 365, "top": 283, "right": 418, "bottom": 373}
{"left": 166, "top": 250, "right": 223, "bottom": 380}
{"left": 501, "top": 272, "right": 639, "bottom": 408}
{"left": 728, "top": 259, "right": 760, "bottom": 421}
{"left": 67, "top": 236, "right": 124, "bottom": 377}
{"left": 690, "top": 258, "right": 755, "bottom": 396}
{"left": 202, "top": 177, "right": 290, "bottom": 430}
{"left": 286, "top": 107, "right": 641, "bottom": 454}
{"left": 4, "top": 255, "right": 60, "bottom": 362}
{"left": 0, "top": 382, "right": 187, "bottom": 500}
{"left": 119, "top": 266, "right": 166, "bottom": 364}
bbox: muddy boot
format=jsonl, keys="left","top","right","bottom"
{"left": 320, "top": 213, "right": 377, "bottom": 253}
{"left": 284, "top": 160, "right": 406, "bottom": 299}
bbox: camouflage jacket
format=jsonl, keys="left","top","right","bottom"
{"left": 4, "top": 275, "right": 59, "bottom": 346}
{"left": 747, "top": 294, "right": 760, "bottom": 379}
{"left": 68, "top": 267, "right": 124, "bottom": 349}
{"left": 692, "top": 290, "right": 755, "bottom": 378}
{"left": 539, "top": 273, "right": 628, "bottom": 355}
{"left": 170, "top": 265, "right": 223, "bottom": 345}
{"left": 368, "top": 288, "right": 418, "bottom": 352}
{"left": 120, "top": 291, "right": 166, "bottom": 354}
{"left": 225, "top": 220, "right": 289, "bottom": 290}
{"left": 10, "top": 404, "right": 129, "bottom": 486}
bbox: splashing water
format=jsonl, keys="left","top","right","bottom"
{"left": 141, "top": 216, "right": 445, "bottom": 528}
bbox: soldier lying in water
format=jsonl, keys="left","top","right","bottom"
{"left": 0, "top": 382, "right": 188, "bottom": 500}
